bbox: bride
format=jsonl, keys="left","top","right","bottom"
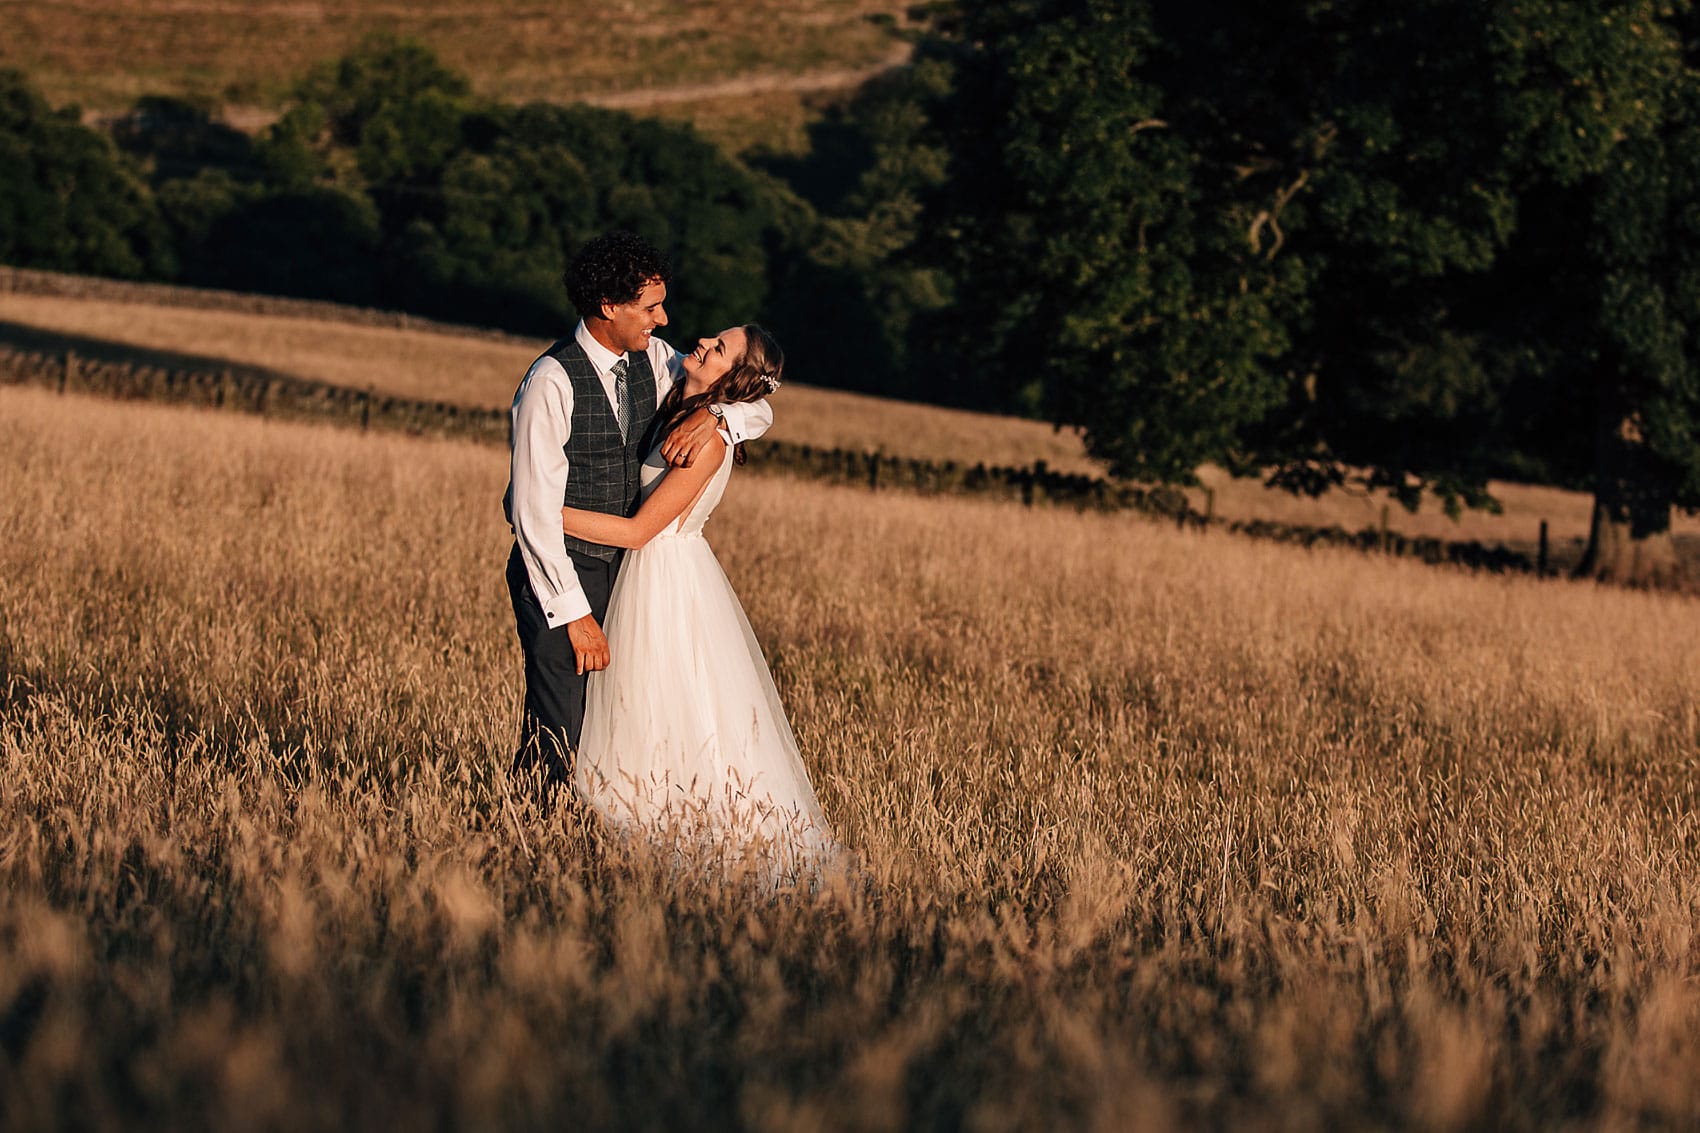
{"left": 560, "top": 324, "right": 834, "bottom": 874}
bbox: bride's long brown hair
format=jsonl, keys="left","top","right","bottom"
{"left": 654, "top": 324, "right": 784, "bottom": 465}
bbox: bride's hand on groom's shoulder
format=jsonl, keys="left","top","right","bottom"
{"left": 661, "top": 408, "right": 725, "bottom": 468}
{"left": 567, "top": 614, "right": 610, "bottom": 675}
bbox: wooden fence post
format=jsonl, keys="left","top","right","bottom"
{"left": 1538, "top": 519, "right": 1549, "bottom": 576}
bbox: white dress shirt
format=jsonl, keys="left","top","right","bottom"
{"left": 509, "top": 320, "right": 773, "bottom": 628}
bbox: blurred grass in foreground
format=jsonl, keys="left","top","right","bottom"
{"left": 2, "top": 385, "right": 1699, "bottom": 1130}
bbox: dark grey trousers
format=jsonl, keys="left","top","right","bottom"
{"left": 506, "top": 542, "right": 619, "bottom": 792}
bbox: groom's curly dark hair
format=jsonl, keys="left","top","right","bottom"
{"left": 564, "top": 231, "right": 672, "bottom": 319}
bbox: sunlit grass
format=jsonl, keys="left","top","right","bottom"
{"left": 2, "top": 384, "right": 1699, "bottom": 1128}
{"left": 7, "top": 287, "right": 1700, "bottom": 556}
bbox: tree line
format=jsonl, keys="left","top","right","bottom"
{"left": 0, "top": 43, "right": 822, "bottom": 361}
{"left": 3, "top": 3, "right": 1698, "bottom": 583}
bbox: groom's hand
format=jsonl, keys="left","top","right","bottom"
{"left": 567, "top": 614, "right": 610, "bottom": 675}
{"left": 661, "top": 408, "right": 720, "bottom": 468}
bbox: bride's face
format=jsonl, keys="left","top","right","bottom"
{"left": 680, "top": 326, "right": 747, "bottom": 395}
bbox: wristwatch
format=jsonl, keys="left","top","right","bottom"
{"left": 707, "top": 404, "right": 726, "bottom": 423}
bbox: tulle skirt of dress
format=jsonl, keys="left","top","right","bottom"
{"left": 574, "top": 532, "right": 835, "bottom": 882}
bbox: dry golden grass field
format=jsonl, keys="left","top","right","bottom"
{"left": 7, "top": 286, "right": 1700, "bottom": 557}
{"left": 2, "top": 381, "right": 1699, "bottom": 1129}
{"left": 0, "top": 0, "right": 913, "bottom": 151}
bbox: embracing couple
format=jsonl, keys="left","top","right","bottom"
{"left": 503, "top": 231, "right": 832, "bottom": 870}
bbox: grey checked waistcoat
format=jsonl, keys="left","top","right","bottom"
{"left": 547, "top": 338, "right": 658, "bottom": 562}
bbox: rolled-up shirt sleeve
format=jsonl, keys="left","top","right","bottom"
{"left": 510, "top": 357, "right": 591, "bottom": 627}
{"left": 719, "top": 397, "right": 772, "bottom": 444}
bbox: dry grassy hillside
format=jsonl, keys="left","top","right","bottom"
{"left": 6, "top": 287, "right": 1700, "bottom": 555}
{"left": 0, "top": 290, "right": 1109, "bottom": 471}
{"left": 0, "top": 0, "right": 912, "bottom": 150}
{"left": 2, "top": 384, "right": 1699, "bottom": 1128}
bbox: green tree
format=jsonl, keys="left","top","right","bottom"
{"left": 112, "top": 94, "right": 255, "bottom": 181}
{"left": 1159, "top": 0, "right": 1527, "bottom": 510}
{"left": 239, "top": 39, "right": 817, "bottom": 341}
{"left": 757, "top": 63, "right": 954, "bottom": 398}
{"left": 1483, "top": 34, "right": 1700, "bottom": 584}
{"left": 381, "top": 133, "right": 594, "bottom": 332}
{"left": 371, "top": 99, "right": 811, "bottom": 336}
{"left": 507, "top": 104, "right": 797, "bottom": 336}
{"left": 0, "top": 69, "right": 170, "bottom": 278}
{"left": 197, "top": 185, "right": 383, "bottom": 304}
{"left": 260, "top": 34, "right": 474, "bottom": 191}
{"left": 1312, "top": 0, "right": 1696, "bottom": 579}
{"left": 915, "top": 0, "right": 1700, "bottom": 584}
{"left": 910, "top": 1, "right": 1305, "bottom": 477}
{"left": 1580, "top": 85, "right": 1700, "bottom": 582}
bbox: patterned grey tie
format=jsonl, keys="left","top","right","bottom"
{"left": 612, "top": 355, "right": 631, "bottom": 442}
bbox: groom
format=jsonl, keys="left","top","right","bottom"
{"left": 504, "top": 231, "right": 772, "bottom": 795}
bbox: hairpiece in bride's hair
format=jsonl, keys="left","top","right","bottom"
{"left": 761, "top": 371, "right": 782, "bottom": 393}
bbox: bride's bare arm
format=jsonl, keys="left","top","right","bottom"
{"left": 561, "top": 434, "right": 727, "bottom": 549}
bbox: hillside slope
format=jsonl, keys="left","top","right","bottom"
{"left": 5, "top": 276, "right": 1699, "bottom": 559}
{"left": 0, "top": 0, "right": 914, "bottom": 149}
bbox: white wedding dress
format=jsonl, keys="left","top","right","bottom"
{"left": 574, "top": 434, "right": 834, "bottom": 878}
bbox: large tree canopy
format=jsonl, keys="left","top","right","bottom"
{"left": 911, "top": 1, "right": 1303, "bottom": 480}
{"left": 909, "top": 0, "right": 1700, "bottom": 580}
{"left": 1490, "top": 25, "right": 1700, "bottom": 582}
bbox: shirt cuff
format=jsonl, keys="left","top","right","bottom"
{"left": 543, "top": 591, "right": 592, "bottom": 628}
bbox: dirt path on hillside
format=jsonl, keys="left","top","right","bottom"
{"left": 586, "top": 44, "right": 911, "bottom": 109}
{"left": 210, "top": 44, "right": 912, "bottom": 133}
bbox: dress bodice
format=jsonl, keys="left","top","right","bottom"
{"left": 637, "top": 429, "right": 733, "bottom": 538}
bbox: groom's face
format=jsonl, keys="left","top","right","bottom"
{"left": 601, "top": 277, "right": 669, "bottom": 354}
